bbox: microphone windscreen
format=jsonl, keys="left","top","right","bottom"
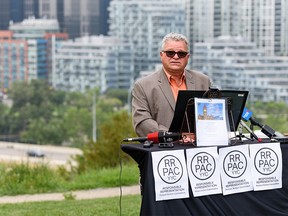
{"left": 147, "top": 132, "right": 160, "bottom": 143}
{"left": 242, "top": 107, "right": 253, "bottom": 121}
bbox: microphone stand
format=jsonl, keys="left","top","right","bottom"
{"left": 237, "top": 124, "right": 244, "bottom": 143}
{"left": 238, "top": 121, "right": 257, "bottom": 142}
{"left": 250, "top": 124, "right": 254, "bottom": 140}
{"left": 236, "top": 124, "right": 253, "bottom": 143}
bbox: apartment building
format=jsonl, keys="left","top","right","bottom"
{"left": 193, "top": 36, "right": 288, "bottom": 103}
{"left": 108, "top": 0, "right": 186, "bottom": 79}
{"left": 186, "top": 0, "right": 288, "bottom": 56}
{"left": 52, "top": 35, "right": 133, "bottom": 92}
{"left": 0, "top": 30, "right": 28, "bottom": 89}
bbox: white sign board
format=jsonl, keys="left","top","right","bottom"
{"left": 186, "top": 147, "right": 222, "bottom": 197}
{"left": 249, "top": 143, "right": 282, "bottom": 191}
{"left": 219, "top": 144, "right": 253, "bottom": 195}
{"left": 151, "top": 149, "right": 189, "bottom": 201}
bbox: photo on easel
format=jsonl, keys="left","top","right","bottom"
{"left": 195, "top": 98, "right": 229, "bottom": 147}
{"left": 168, "top": 90, "right": 249, "bottom": 145}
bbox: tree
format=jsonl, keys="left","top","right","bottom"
{"left": 62, "top": 107, "right": 92, "bottom": 147}
{"left": 105, "top": 89, "right": 129, "bottom": 105}
{"left": 20, "top": 117, "right": 65, "bottom": 144}
{"left": 247, "top": 101, "right": 288, "bottom": 134}
{"left": 76, "top": 110, "right": 136, "bottom": 171}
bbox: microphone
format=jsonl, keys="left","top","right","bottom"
{"left": 240, "top": 120, "right": 262, "bottom": 142}
{"left": 123, "top": 131, "right": 182, "bottom": 143}
{"left": 241, "top": 108, "right": 275, "bottom": 138}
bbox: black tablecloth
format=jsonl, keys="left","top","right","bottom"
{"left": 121, "top": 141, "right": 288, "bottom": 216}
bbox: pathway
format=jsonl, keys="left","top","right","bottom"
{"left": 0, "top": 185, "right": 140, "bottom": 204}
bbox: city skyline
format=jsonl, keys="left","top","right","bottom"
{"left": 0, "top": 0, "right": 288, "bottom": 104}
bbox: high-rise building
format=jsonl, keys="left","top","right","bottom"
{"left": 52, "top": 35, "right": 133, "bottom": 92}
{"left": 271, "top": 0, "right": 288, "bottom": 56}
{"left": 9, "top": 17, "right": 59, "bottom": 39}
{"left": 186, "top": 0, "right": 288, "bottom": 57}
{"left": 63, "top": 0, "right": 111, "bottom": 39}
{"left": 0, "top": 0, "right": 28, "bottom": 30}
{"left": 0, "top": 0, "right": 111, "bottom": 39}
{"left": 0, "top": 0, "right": 11, "bottom": 30}
{"left": 38, "top": 0, "right": 65, "bottom": 33}
{"left": 24, "top": 0, "right": 39, "bottom": 18}
{"left": 99, "top": 0, "right": 112, "bottom": 35}
{"left": 0, "top": 30, "right": 29, "bottom": 89}
{"left": 45, "top": 32, "right": 68, "bottom": 84}
{"left": 108, "top": 0, "right": 186, "bottom": 79}
{"left": 193, "top": 36, "right": 288, "bottom": 103}
{"left": 10, "top": 0, "right": 25, "bottom": 24}
{"left": 7, "top": 17, "right": 63, "bottom": 82}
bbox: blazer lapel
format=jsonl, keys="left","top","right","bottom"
{"left": 185, "top": 69, "right": 196, "bottom": 90}
{"left": 158, "top": 69, "right": 176, "bottom": 111}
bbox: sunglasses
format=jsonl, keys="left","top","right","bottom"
{"left": 162, "top": 50, "right": 189, "bottom": 58}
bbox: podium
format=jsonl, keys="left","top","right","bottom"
{"left": 121, "top": 140, "right": 288, "bottom": 216}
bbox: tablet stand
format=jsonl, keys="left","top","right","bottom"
{"left": 179, "top": 87, "right": 236, "bottom": 146}
{"left": 180, "top": 98, "right": 196, "bottom": 145}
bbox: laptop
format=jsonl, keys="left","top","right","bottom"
{"left": 169, "top": 90, "right": 249, "bottom": 133}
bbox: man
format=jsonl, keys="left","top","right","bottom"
{"left": 132, "top": 32, "right": 211, "bottom": 137}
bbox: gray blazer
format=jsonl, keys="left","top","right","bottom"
{"left": 132, "top": 68, "right": 211, "bottom": 137}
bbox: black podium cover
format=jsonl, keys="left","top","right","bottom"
{"left": 121, "top": 141, "right": 288, "bottom": 216}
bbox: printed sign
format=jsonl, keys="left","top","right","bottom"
{"left": 151, "top": 150, "right": 189, "bottom": 201}
{"left": 195, "top": 98, "right": 229, "bottom": 146}
{"left": 219, "top": 144, "right": 253, "bottom": 195}
{"left": 249, "top": 143, "right": 282, "bottom": 191}
{"left": 186, "top": 147, "right": 222, "bottom": 197}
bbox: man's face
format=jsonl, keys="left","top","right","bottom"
{"left": 160, "top": 40, "right": 190, "bottom": 76}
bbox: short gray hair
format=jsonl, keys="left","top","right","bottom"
{"left": 161, "top": 32, "right": 190, "bottom": 52}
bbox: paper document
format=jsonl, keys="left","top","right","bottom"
{"left": 195, "top": 98, "right": 229, "bottom": 146}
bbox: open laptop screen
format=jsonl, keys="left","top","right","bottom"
{"left": 169, "top": 90, "right": 249, "bottom": 133}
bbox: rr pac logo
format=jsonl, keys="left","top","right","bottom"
{"left": 190, "top": 152, "right": 215, "bottom": 180}
{"left": 254, "top": 147, "right": 279, "bottom": 175}
{"left": 223, "top": 150, "right": 247, "bottom": 178}
{"left": 157, "top": 155, "right": 183, "bottom": 184}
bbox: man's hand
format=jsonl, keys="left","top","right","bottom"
{"left": 182, "top": 133, "right": 195, "bottom": 143}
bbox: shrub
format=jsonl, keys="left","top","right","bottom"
{"left": 76, "top": 110, "right": 136, "bottom": 172}
{"left": 0, "top": 161, "right": 61, "bottom": 195}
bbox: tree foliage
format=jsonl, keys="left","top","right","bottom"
{"left": 105, "top": 88, "right": 129, "bottom": 105}
{"left": 247, "top": 101, "right": 288, "bottom": 134}
{"left": 0, "top": 80, "right": 127, "bottom": 147}
{"left": 1, "top": 79, "right": 288, "bottom": 170}
{"left": 76, "top": 110, "right": 136, "bottom": 171}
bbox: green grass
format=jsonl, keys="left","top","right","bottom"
{"left": 0, "top": 158, "right": 141, "bottom": 215}
{"left": 58, "top": 163, "right": 139, "bottom": 191}
{"left": 0, "top": 194, "right": 141, "bottom": 216}
{"left": 0, "top": 162, "right": 139, "bottom": 196}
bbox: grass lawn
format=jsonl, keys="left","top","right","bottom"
{"left": 0, "top": 154, "right": 142, "bottom": 215}
{"left": 0, "top": 194, "right": 141, "bottom": 216}
{"left": 0, "top": 162, "right": 139, "bottom": 196}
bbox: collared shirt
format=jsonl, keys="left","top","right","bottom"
{"left": 164, "top": 70, "right": 187, "bottom": 101}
